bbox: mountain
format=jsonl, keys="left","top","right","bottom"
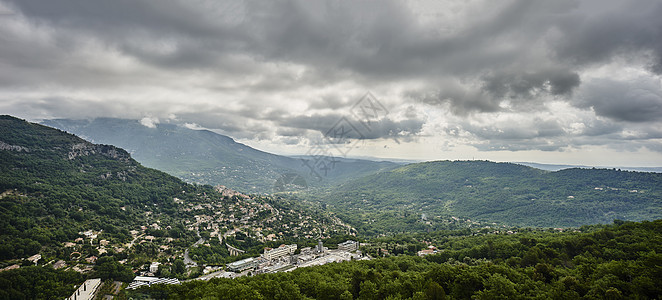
{"left": 306, "top": 160, "right": 662, "bottom": 234}
{"left": 0, "top": 115, "right": 355, "bottom": 298}
{"left": 0, "top": 116, "right": 351, "bottom": 261}
{"left": 42, "top": 118, "right": 399, "bottom": 193}
{"left": 0, "top": 115, "right": 201, "bottom": 260}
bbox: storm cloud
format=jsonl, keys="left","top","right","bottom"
{"left": 0, "top": 0, "right": 661, "bottom": 165}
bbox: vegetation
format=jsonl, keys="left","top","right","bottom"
{"left": 3, "top": 115, "right": 662, "bottom": 299}
{"left": 0, "top": 266, "right": 84, "bottom": 299}
{"left": 137, "top": 220, "right": 662, "bottom": 299}
{"left": 0, "top": 115, "right": 210, "bottom": 261}
{"left": 299, "top": 160, "right": 662, "bottom": 235}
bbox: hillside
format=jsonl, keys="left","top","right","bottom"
{"left": 0, "top": 115, "right": 204, "bottom": 260}
{"left": 42, "top": 118, "right": 399, "bottom": 193}
{"left": 306, "top": 160, "right": 662, "bottom": 234}
{"left": 0, "top": 115, "right": 353, "bottom": 297}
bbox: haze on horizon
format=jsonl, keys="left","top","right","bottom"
{"left": 1, "top": 0, "right": 661, "bottom": 167}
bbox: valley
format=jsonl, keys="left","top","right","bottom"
{"left": 1, "top": 115, "right": 661, "bottom": 299}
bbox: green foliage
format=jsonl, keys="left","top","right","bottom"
{"left": 0, "top": 266, "right": 83, "bottom": 299}
{"left": 93, "top": 256, "right": 135, "bottom": 282}
{"left": 0, "top": 115, "right": 211, "bottom": 260}
{"left": 302, "top": 160, "right": 662, "bottom": 234}
{"left": 137, "top": 220, "right": 662, "bottom": 299}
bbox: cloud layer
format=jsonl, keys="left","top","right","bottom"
{"left": 0, "top": 0, "right": 661, "bottom": 164}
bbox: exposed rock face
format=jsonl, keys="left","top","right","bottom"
{"left": 0, "top": 140, "right": 29, "bottom": 152}
{"left": 99, "top": 170, "right": 130, "bottom": 181}
{"left": 68, "top": 143, "right": 130, "bottom": 162}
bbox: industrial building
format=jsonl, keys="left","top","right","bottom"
{"left": 227, "top": 257, "right": 259, "bottom": 272}
{"left": 262, "top": 244, "right": 297, "bottom": 260}
{"left": 338, "top": 240, "right": 359, "bottom": 252}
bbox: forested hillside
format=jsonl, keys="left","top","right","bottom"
{"left": 135, "top": 220, "right": 662, "bottom": 299}
{"left": 303, "top": 161, "right": 662, "bottom": 234}
{"left": 0, "top": 116, "right": 354, "bottom": 298}
{"left": 0, "top": 115, "right": 207, "bottom": 260}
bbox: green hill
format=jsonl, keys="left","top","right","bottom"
{"left": 0, "top": 116, "right": 350, "bottom": 263}
{"left": 309, "top": 160, "right": 662, "bottom": 234}
{"left": 0, "top": 115, "right": 207, "bottom": 260}
{"left": 42, "top": 118, "right": 399, "bottom": 193}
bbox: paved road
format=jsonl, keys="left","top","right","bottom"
{"left": 127, "top": 234, "right": 144, "bottom": 249}
{"left": 184, "top": 236, "right": 205, "bottom": 266}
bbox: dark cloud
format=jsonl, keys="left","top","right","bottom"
{"left": 1, "top": 0, "right": 661, "bottom": 159}
{"left": 551, "top": 1, "right": 662, "bottom": 74}
{"left": 482, "top": 69, "right": 580, "bottom": 100}
{"left": 577, "top": 77, "right": 662, "bottom": 122}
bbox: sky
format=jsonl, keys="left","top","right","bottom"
{"left": 1, "top": 0, "right": 661, "bottom": 167}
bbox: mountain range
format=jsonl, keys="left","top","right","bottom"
{"left": 39, "top": 117, "right": 662, "bottom": 232}
{"left": 42, "top": 118, "right": 399, "bottom": 193}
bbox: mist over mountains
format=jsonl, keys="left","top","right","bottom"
{"left": 42, "top": 118, "right": 399, "bottom": 193}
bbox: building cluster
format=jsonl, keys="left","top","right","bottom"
{"left": 417, "top": 245, "right": 438, "bottom": 256}
{"left": 213, "top": 240, "right": 368, "bottom": 278}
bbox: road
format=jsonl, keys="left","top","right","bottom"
{"left": 184, "top": 237, "right": 205, "bottom": 266}
{"left": 126, "top": 233, "right": 144, "bottom": 249}
{"left": 184, "top": 228, "right": 205, "bottom": 267}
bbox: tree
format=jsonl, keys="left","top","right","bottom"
{"left": 172, "top": 259, "right": 186, "bottom": 275}
{"left": 359, "top": 281, "right": 379, "bottom": 300}
{"left": 94, "top": 256, "right": 135, "bottom": 282}
{"left": 425, "top": 281, "right": 446, "bottom": 300}
{"left": 340, "top": 290, "right": 354, "bottom": 300}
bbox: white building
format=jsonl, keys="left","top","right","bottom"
{"left": 149, "top": 262, "right": 161, "bottom": 274}
{"left": 338, "top": 240, "right": 359, "bottom": 252}
{"left": 127, "top": 276, "right": 180, "bottom": 290}
{"left": 227, "top": 257, "right": 259, "bottom": 272}
{"left": 263, "top": 244, "right": 297, "bottom": 260}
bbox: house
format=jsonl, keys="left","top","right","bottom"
{"left": 27, "top": 254, "right": 41, "bottom": 264}
{"left": 150, "top": 262, "right": 161, "bottom": 273}
{"left": 0, "top": 264, "right": 20, "bottom": 272}
{"left": 53, "top": 260, "right": 67, "bottom": 269}
{"left": 417, "top": 245, "right": 438, "bottom": 256}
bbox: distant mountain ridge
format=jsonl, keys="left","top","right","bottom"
{"left": 42, "top": 118, "right": 399, "bottom": 193}
{"left": 516, "top": 161, "right": 662, "bottom": 173}
{"left": 307, "top": 160, "right": 662, "bottom": 233}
